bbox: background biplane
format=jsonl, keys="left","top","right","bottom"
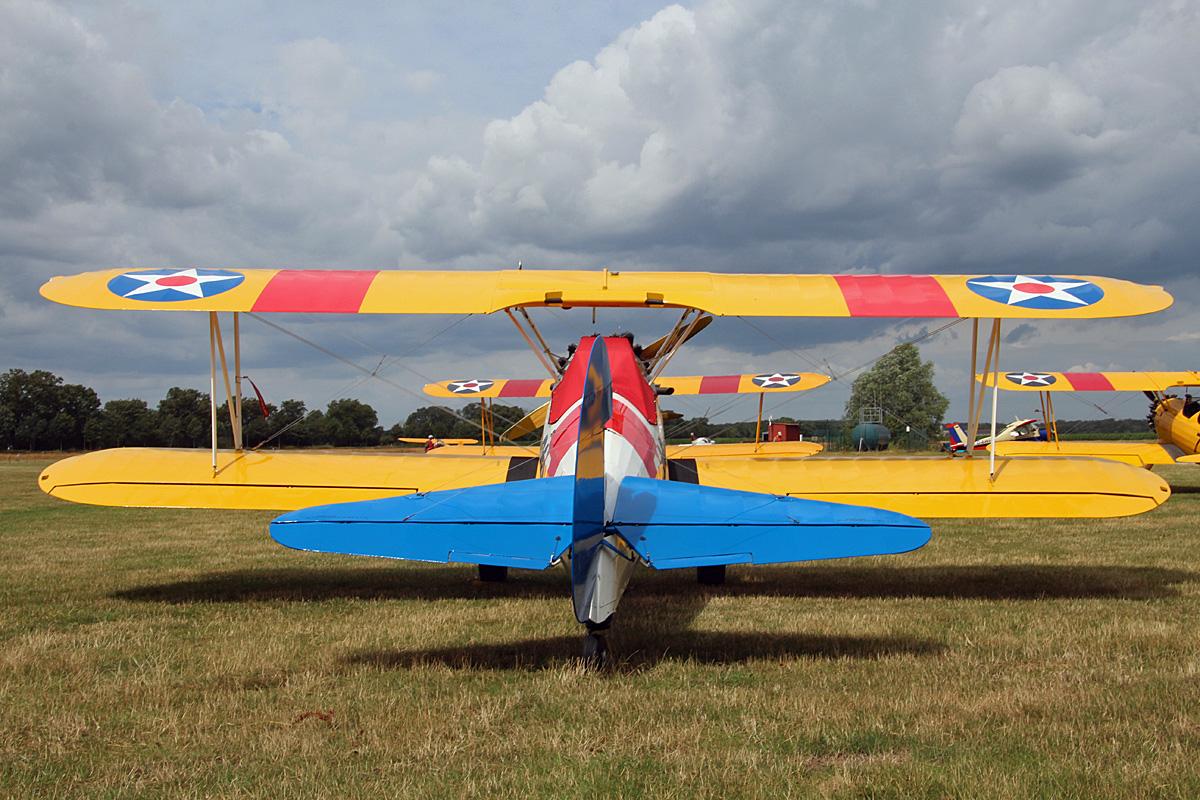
{"left": 977, "top": 370, "right": 1200, "bottom": 467}
{"left": 944, "top": 416, "right": 1045, "bottom": 453}
{"left": 37, "top": 269, "right": 1176, "bottom": 660}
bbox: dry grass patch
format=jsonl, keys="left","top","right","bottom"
{"left": 3, "top": 461, "right": 1200, "bottom": 798}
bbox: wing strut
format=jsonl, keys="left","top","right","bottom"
{"left": 208, "top": 311, "right": 249, "bottom": 472}
{"left": 1041, "top": 390, "right": 1060, "bottom": 445}
{"left": 965, "top": 318, "right": 1003, "bottom": 479}
{"left": 505, "top": 308, "right": 561, "bottom": 378}
{"left": 988, "top": 319, "right": 1000, "bottom": 479}
{"left": 209, "top": 313, "right": 218, "bottom": 473}
{"left": 649, "top": 309, "right": 706, "bottom": 380}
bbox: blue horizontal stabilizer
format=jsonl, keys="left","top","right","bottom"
{"left": 270, "top": 477, "right": 575, "bottom": 569}
{"left": 612, "top": 477, "right": 931, "bottom": 569}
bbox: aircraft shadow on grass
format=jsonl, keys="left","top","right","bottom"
{"left": 340, "top": 630, "right": 946, "bottom": 672}
{"left": 112, "top": 563, "right": 1194, "bottom": 605}
{"left": 111, "top": 563, "right": 1192, "bottom": 670}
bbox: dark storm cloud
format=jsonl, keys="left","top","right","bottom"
{"left": 2, "top": 0, "right": 1198, "bottom": 424}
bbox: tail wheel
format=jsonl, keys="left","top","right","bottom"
{"left": 581, "top": 632, "right": 608, "bottom": 667}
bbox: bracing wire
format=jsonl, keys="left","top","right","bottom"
{"left": 241, "top": 313, "right": 528, "bottom": 450}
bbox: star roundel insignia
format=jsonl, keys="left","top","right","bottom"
{"left": 107, "top": 268, "right": 245, "bottom": 302}
{"left": 447, "top": 379, "right": 495, "bottom": 394}
{"left": 1005, "top": 372, "right": 1057, "bottom": 387}
{"left": 752, "top": 373, "right": 802, "bottom": 389}
{"left": 966, "top": 275, "right": 1104, "bottom": 310}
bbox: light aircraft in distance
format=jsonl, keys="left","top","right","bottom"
{"left": 37, "top": 269, "right": 1176, "bottom": 661}
{"left": 976, "top": 371, "right": 1200, "bottom": 468}
{"left": 943, "top": 417, "right": 1045, "bottom": 453}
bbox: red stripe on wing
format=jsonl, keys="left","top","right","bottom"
{"left": 498, "top": 379, "right": 549, "bottom": 397}
{"left": 1064, "top": 373, "right": 1115, "bottom": 391}
{"left": 251, "top": 270, "right": 379, "bottom": 313}
{"left": 835, "top": 275, "right": 958, "bottom": 317}
{"left": 698, "top": 375, "right": 742, "bottom": 394}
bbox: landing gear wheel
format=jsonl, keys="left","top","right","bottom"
{"left": 477, "top": 564, "right": 508, "bottom": 582}
{"left": 581, "top": 632, "right": 609, "bottom": 667}
{"left": 697, "top": 564, "right": 726, "bottom": 585}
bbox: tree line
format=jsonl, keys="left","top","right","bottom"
{"left": 1, "top": 364, "right": 1152, "bottom": 453}
{"left": 0, "top": 368, "right": 536, "bottom": 451}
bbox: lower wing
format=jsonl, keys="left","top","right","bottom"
{"left": 666, "top": 455, "right": 1170, "bottom": 518}
{"left": 38, "top": 447, "right": 538, "bottom": 510}
{"left": 991, "top": 440, "right": 1184, "bottom": 467}
{"left": 665, "top": 441, "right": 822, "bottom": 459}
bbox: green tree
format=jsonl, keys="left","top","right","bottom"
{"left": 402, "top": 406, "right": 459, "bottom": 440}
{"left": 210, "top": 396, "right": 284, "bottom": 448}
{"left": 400, "top": 403, "right": 534, "bottom": 443}
{"left": 266, "top": 399, "right": 311, "bottom": 447}
{"left": 324, "top": 398, "right": 381, "bottom": 447}
{"left": 157, "top": 387, "right": 211, "bottom": 447}
{"left": 843, "top": 342, "right": 949, "bottom": 442}
{"left": 0, "top": 368, "right": 100, "bottom": 450}
{"left": 84, "top": 399, "right": 159, "bottom": 448}
{"left": 449, "top": 402, "right": 533, "bottom": 441}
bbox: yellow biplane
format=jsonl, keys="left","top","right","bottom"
{"left": 977, "top": 370, "right": 1200, "bottom": 467}
{"left": 37, "top": 268, "right": 1175, "bottom": 660}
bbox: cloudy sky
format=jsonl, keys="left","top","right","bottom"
{"left": 3, "top": 0, "right": 1198, "bottom": 433}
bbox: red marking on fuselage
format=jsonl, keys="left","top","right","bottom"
{"left": 252, "top": 270, "right": 380, "bottom": 313}
{"left": 609, "top": 401, "right": 660, "bottom": 476}
{"left": 549, "top": 337, "right": 656, "bottom": 424}
{"left": 835, "top": 275, "right": 958, "bottom": 317}
{"left": 543, "top": 336, "right": 662, "bottom": 479}
{"left": 545, "top": 405, "right": 581, "bottom": 477}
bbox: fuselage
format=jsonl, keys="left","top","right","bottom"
{"left": 539, "top": 336, "right": 666, "bottom": 627}
{"left": 947, "top": 418, "right": 1043, "bottom": 452}
{"left": 1152, "top": 396, "right": 1200, "bottom": 455}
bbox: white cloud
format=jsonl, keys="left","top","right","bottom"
{"left": 272, "top": 38, "right": 364, "bottom": 113}
{"left": 402, "top": 70, "right": 442, "bottom": 94}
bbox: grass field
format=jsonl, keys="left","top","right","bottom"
{"left": 3, "top": 458, "right": 1200, "bottom": 798}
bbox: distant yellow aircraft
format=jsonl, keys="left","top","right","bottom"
{"left": 977, "top": 371, "right": 1200, "bottom": 467}
{"left": 36, "top": 268, "right": 1176, "bottom": 660}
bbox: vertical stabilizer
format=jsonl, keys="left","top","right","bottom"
{"left": 571, "top": 338, "right": 613, "bottom": 624}
{"left": 946, "top": 423, "right": 967, "bottom": 450}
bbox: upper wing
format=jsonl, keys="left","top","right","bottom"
{"left": 424, "top": 372, "right": 828, "bottom": 399}
{"left": 670, "top": 455, "right": 1170, "bottom": 518}
{"left": 658, "top": 373, "right": 829, "bottom": 394}
{"left": 38, "top": 447, "right": 538, "bottom": 510}
{"left": 980, "top": 370, "right": 1200, "bottom": 391}
{"left": 41, "top": 269, "right": 1172, "bottom": 318}
{"left": 424, "top": 379, "right": 553, "bottom": 398}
